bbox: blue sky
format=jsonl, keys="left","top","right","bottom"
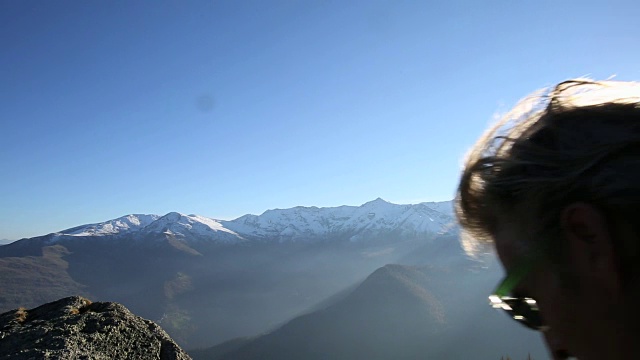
{"left": 1, "top": 0, "right": 639, "bottom": 240}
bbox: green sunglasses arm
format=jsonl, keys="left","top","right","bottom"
{"left": 493, "top": 257, "right": 536, "bottom": 297}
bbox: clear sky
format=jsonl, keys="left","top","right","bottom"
{"left": 1, "top": 0, "right": 639, "bottom": 240}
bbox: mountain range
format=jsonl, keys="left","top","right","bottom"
{"left": 0, "top": 199, "right": 548, "bottom": 358}
{"left": 45, "top": 198, "right": 453, "bottom": 243}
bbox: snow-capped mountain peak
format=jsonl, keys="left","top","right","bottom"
{"left": 221, "top": 199, "right": 454, "bottom": 241}
{"left": 54, "top": 212, "right": 241, "bottom": 243}
{"left": 58, "top": 214, "right": 161, "bottom": 237}
{"left": 143, "top": 212, "right": 241, "bottom": 240}
{"left": 362, "top": 197, "right": 390, "bottom": 206}
{"left": 50, "top": 199, "right": 456, "bottom": 244}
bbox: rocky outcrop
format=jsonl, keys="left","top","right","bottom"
{"left": 0, "top": 296, "right": 191, "bottom": 359}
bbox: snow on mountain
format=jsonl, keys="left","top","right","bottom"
{"left": 142, "top": 212, "right": 242, "bottom": 242}
{"left": 221, "top": 198, "right": 455, "bottom": 241}
{"left": 50, "top": 199, "right": 456, "bottom": 244}
{"left": 53, "top": 212, "right": 242, "bottom": 243}
{"left": 58, "top": 214, "right": 161, "bottom": 237}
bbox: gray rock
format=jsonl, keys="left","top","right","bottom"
{"left": 0, "top": 296, "right": 191, "bottom": 359}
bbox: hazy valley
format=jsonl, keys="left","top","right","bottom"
{"left": 0, "top": 199, "right": 548, "bottom": 359}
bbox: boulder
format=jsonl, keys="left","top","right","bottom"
{"left": 0, "top": 296, "right": 191, "bottom": 359}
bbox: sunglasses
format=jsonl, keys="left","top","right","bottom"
{"left": 488, "top": 254, "right": 550, "bottom": 332}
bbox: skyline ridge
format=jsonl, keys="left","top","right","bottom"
{"left": 4, "top": 197, "right": 454, "bottom": 241}
{"left": 5, "top": 198, "right": 454, "bottom": 243}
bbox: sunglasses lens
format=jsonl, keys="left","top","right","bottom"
{"left": 491, "top": 297, "right": 545, "bottom": 330}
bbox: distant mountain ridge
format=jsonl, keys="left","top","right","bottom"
{"left": 47, "top": 198, "right": 455, "bottom": 244}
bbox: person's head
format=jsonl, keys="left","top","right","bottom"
{"left": 455, "top": 79, "right": 640, "bottom": 360}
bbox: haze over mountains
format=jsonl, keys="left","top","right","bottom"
{"left": 191, "top": 262, "right": 546, "bottom": 360}
{"left": 0, "top": 199, "right": 547, "bottom": 359}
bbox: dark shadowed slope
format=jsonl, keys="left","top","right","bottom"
{"left": 0, "top": 244, "right": 90, "bottom": 309}
{"left": 192, "top": 262, "right": 548, "bottom": 360}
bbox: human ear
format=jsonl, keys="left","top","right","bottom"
{"left": 560, "top": 202, "right": 621, "bottom": 295}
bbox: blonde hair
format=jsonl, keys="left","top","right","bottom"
{"left": 456, "top": 79, "right": 640, "bottom": 255}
